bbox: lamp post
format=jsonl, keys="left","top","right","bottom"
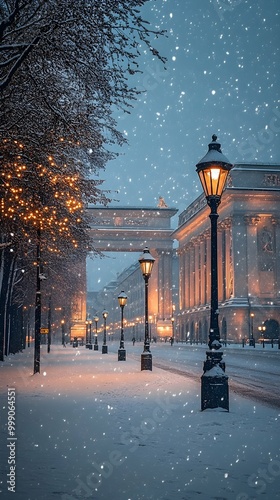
{"left": 138, "top": 247, "right": 155, "bottom": 371}
{"left": 118, "top": 291, "right": 128, "bottom": 361}
{"left": 102, "top": 310, "right": 108, "bottom": 354}
{"left": 88, "top": 319, "right": 92, "bottom": 349}
{"left": 171, "top": 317, "right": 175, "bottom": 346}
{"left": 94, "top": 315, "right": 99, "bottom": 351}
{"left": 61, "top": 319, "right": 65, "bottom": 347}
{"left": 136, "top": 318, "right": 139, "bottom": 341}
{"left": 249, "top": 313, "right": 255, "bottom": 347}
{"left": 196, "top": 134, "right": 233, "bottom": 411}
{"left": 258, "top": 325, "right": 266, "bottom": 348}
{"left": 85, "top": 320, "right": 89, "bottom": 348}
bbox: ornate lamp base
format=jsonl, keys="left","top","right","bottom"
{"left": 201, "top": 351, "right": 229, "bottom": 411}
{"left": 141, "top": 352, "right": 152, "bottom": 371}
{"left": 118, "top": 349, "right": 126, "bottom": 361}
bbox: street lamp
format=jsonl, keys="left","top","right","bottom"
{"left": 249, "top": 313, "right": 255, "bottom": 347}
{"left": 88, "top": 319, "right": 92, "bottom": 350}
{"left": 102, "top": 310, "right": 109, "bottom": 354}
{"left": 85, "top": 320, "right": 89, "bottom": 348}
{"left": 138, "top": 247, "right": 155, "bottom": 371}
{"left": 61, "top": 319, "right": 65, "bottom": 347}
{"left": 118, "top": 291, "right": 128, "bottom": 361}
{"left": 171, "top": 317, "right": 175, "bottom": 346}
{"left": 196, "top": 134, "right": 233, "bottom": 411}
{"left": 94, "top": 315, "right": 99, "bottom": 351}
{"left": 258, "top": 324, "right": 266, "bottom": 348}
{"left": 136, "top": 317, "right": 139, "bottom": 341}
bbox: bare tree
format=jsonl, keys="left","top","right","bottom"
{"left": 0, "top": 0, "right": 166, "bottom": 359}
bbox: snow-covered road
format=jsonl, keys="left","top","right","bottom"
{"left": 109, "top": 341, "right": 280, "bottom": 409}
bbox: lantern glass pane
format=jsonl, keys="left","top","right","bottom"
{"left": 140, "top": 260, "right": 152, "bottom": 276}
{"left": 139, "top": 248, "right": 155, "bottom": 277}
{"left": 118, "top": 294, "right": 127, "bottom": 307}
{"left": 199, "top": 164, "right": 229, "bottom": 197}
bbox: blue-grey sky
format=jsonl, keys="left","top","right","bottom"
{"left": 87, "top": 0, "right": 280, "bottom": 292}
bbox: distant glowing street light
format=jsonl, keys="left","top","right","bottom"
{"left": 138, "top": 247, "right": 155, "bottom": 371}
{"left": 94, "top": 315, "right": 99, "bottom": 351}
{"left": 102, "top": 310, "right": 109, "bottom": 354}
{"left": 85, "top": 320, "right": 89, "bottom": 348}
{"left": 61, "top": 319, "right": 65, "bottom": 347}
{"left": 171, "top": 316, "right": 175, "bottom": 346}
{"left": 118, "top": 291, "right": 128, "bottom": 361}
{"left": 249, "top": 313, "right": 255, "bottom": 347}
{"left": 258, "top": 324, "right": 266, "bottom": 348}
{"left": 88, "top": 319, "right": 92, "bottom": 350}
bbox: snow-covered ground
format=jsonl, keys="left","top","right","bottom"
{"left": 129, "top": 341, "right": 280, "bottom": 409}
{"left": 0, "top": 343, "right": 280, "bottom": 500}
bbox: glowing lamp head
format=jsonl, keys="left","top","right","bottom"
{"left": 102, "top": 310, "right": 108, "bottom": 320}
{"left": 118, "top": 291, "right": 128, "bottom": 308}
{"left": 138, "top": 247, "right": 155, "bottom": 279}
{"left": 196, "top": 135, "right": 233, "bottom": 200}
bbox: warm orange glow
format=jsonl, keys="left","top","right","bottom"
{"left": 198, "top": 164, "right": 229, "bottom": 198}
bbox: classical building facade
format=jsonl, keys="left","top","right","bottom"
{"left": 89, "top": 250, "right": 179, "bottom": 342}
{"left": 173, "top": 163, "right": 280, "bottom": 343}
{"left": 71, "top": 205, "right": 178, "bottom": 340}
{"left": 72, "top": 163, "right": 280, "bottom": 344}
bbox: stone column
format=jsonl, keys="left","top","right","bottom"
{"left": 156, "top": 249, "right": 173, "bottom": 320}
{"left": 194, "top": 237, "right": 200, "bottom": 306}
{"left": 221, "top": 218, "right": 233, "bottom": 301}
{"left": 189, "top": 242, "right": 195, "bottom": 308}
{"left": 178, "top": 249, "right": 184, "bottom": 311}
{"left": 244, "top": 215, "right": 260, "bottom": 298}
{"left": 217, "top": 225, "right": 223, "bottom": 303}
{"left": 231, "top": 214, "right": 248, "bottom": 300}
{"left": 149, "top": 248, "right": 160, "bottom": 320}
{"left": 199, "top": 236, "right": 206, "bottom": 305}
{"left": 184, "top": 247, "right": 190, "bottom": 309}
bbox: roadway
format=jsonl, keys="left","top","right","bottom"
{"left": 108, "top": 340, "right": 280, "bottom": 409}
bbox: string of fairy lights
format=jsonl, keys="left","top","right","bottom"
{"left": 1, "top": 138, "right": 88, "bottom": 253}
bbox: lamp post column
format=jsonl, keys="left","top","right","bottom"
{"left": 209, "top": 197, "right": 220, "bottom": 348}
{"left": 118, "top": 305, "right": 126, "bottom": 360}
{"left": 118, "top": 291, "right": 127, "bottom": 361}
{"left": 94, "top": 316, "right": 99, "bottom": 351}
{"left": 144, "top": 276, "right": 150, "bottom": 353}
{"left": 171, "top": 317, "right": 175, "bottom": 345}
{"left": 139, "top": 247, "right": 155, "bottom": 371}
{"left": 196, "top": 135, "right": 232, "bottom": 411}
{"left": 249, "top": 313, "right": 255, "bottom": 347}
{"left": 85, "top": 320, "right": 89, "bottom": 348}
{"left": 61, "top": 320, "right": 65, "bottom": 347}
{"left": 102, "top": 311, "right": 108, "bottom": 354}
{"left": 89, "top": 320, "right": 92, "bottom": 349}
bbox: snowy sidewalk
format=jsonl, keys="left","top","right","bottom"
{"left": 0, "top": 344, "right": 279, "bottom": 500}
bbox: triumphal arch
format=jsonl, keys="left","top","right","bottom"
{"left": 70, "top": 204, "right": 178, "bottom": 339}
